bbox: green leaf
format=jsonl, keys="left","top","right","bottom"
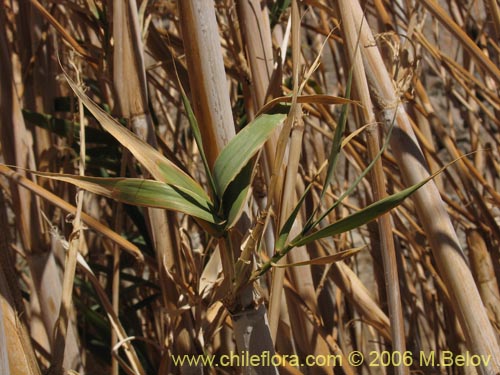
{"left": 305, "top": 26, "right": 363, "bottom": 230}
{"left": 304, "top": 117, "right": 396, "bottom": 234}
{"left": 213, "top": 112, "right": 286, "bottom": 198}
{"left": 178, "top": 81, "right": 217, "bottom": 199}
{"left": 257, "top": 178, "right": 428, "bottom": 277}
{"left": 256, "top": 153, "right": 467, "bottom": 277}
{"left": 64, "top": 73, "right": 210, "bottom": 203}
{"left": 270, "top": 0, "right": 291, "bottom": 27}
{"left": 22, "top": 109, "right": 116, "bottom": 145}
{"left": 320, "top": 70, "right": 353, "bottom": 203}
{"left": 293, "top": 176, "right": 432, "bottom": 247}
{"left": 294, "top": 152, "right": 472, "bottom": 247}
{"left": 276, "top": 182, "right": 312, "bottom": 251}
{"left": 33, "top": 171, "right": 222, "bottom": 226}
{"left": 222, "top": 161, "right": 253, "bottom": 229}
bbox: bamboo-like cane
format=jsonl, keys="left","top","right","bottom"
{"left": 337, "top": 2, "right": 407, "bottom": 374}
{"left": 112, "top": 1, "right": 196, "bottom": 371}
{"left": 1, "top": 4, "right": 84, "bottom": 373}
{"left": 237, "top": 4, "right": 337, "bottom": 369}
{"left": 178, "top": 2, "right": 278, "bottom": 374}
{"left": 348, "top": 2, "right": 500, "bottom": 373}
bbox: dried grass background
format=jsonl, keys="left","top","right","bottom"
{"left": 0, "top": 0, "right": 499, "bottom": 374}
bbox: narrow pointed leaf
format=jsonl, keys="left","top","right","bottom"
{"left": 317, "top": 26, "right": 362, "bottom": 205}
{"left": 294, "top": 173, "right": 436, "bottom": 247}
{"left": 222, "top": 161, "right": 254, "bottom": 229}
{"left": 270, "top": 0, "right": 291, "bottom": 27}
{"left": 22, "top": 109, "right": 116, "bottom": 145}
{"left": 304, "top": 118, "right": 395, "bottom": 233}
{"left": 271, "top": 246, "right": 364, "bottom": 268}
{"left": 64, "top": 72, "right": 209, "bottom": 202}
{"left": 276, "top": 182, "right": 312, "bottom": 251}
{"left": 225, "top": 184, "right": 251, "bottom": 229}
{"left": 213, "top": 112, "right": 286, "bottom": 197}
{"left": 256, "top": 154, "right": 468, "bottom": 277}
{"left": 301, "top": 74, "right": 354, "bottom": 233}
{"left": 319, "top": 70, "right": 353, "bottom": 203}
{"left": 33, "top": 171, "right": 221, "bottom": 225}
{"left": 178, "top": 81, "right": 217, "bottom": 198}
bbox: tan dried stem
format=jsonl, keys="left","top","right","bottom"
{"left": 349, "top": 1, "right": 500, "bottom": 373}
{"left": 337, "top": 3, "right": 407, "bottom": 374}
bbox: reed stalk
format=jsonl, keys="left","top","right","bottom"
{"left": 1, "top": 1, "right": 500, "bottom": 374}
{"left": 337, "top": 3, "right": 407, "bottom": 374}
{"left": 348, "top": 1, "right": 500, "bottom": 373}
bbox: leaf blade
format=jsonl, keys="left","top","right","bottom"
{"left": 33, "top": 171, "right": 221, "bottom": 225}
{"left": 294, "top": 177, "right": 431, "bottom": 247}
{"left": 213, "top": 112, "right": 286, "bottom": 197}
{"left": 178, "top": 80, "right": 218, "bottom": 199}
{"left": 64, "top": 73, "right": 210, "bottom": 202}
